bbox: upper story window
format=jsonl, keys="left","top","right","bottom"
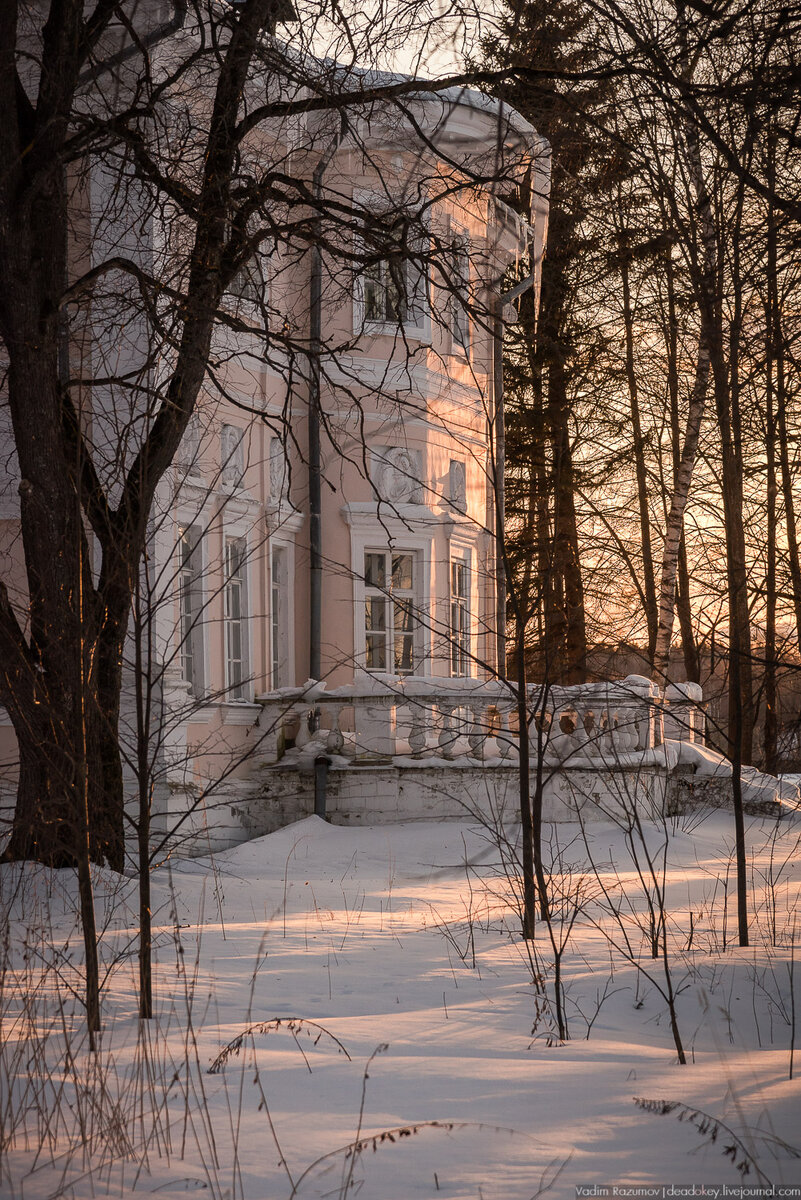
{"left": 357, "top": 206, "right": 428, "bottom": 334}
{"left": 229, "top": 255, "right": 267, "bottom": 307}
{"left": 224, "top": 219, "right": 270, "bottom": 315}
{"left": 363, "top": 256, "right": 426, "bottom": 327}
{"left": 450, "top": 236, "right": 471, "bottom": 354}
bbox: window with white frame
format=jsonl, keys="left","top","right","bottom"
{"left": 363, "top": 550, "right": 418, "bottom": 675}
{"left": 271, "top": 545, "right": 290, "bottom": 688}
{"left": 231, "top": 258, "right": 266, "bottom": 305}
{"left": 226, "top": 223, "right": 269, "bottom": 310}
{"left": 450, "top": 237, "right": 471, "bottom": 353}
{"left": 224, "top": 536, "right": 248, "bottom": 699}
{"left": 178, "top": 525, "right": 204, "bottom": 695}
{"left": 360, "top": 213, "right": 427, "bottom": 329}
{"left": 450, "top": 558, "right": 470, "bottom": 677}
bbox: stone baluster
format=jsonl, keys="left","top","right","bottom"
{"left": 326, "top": 704, "right": 345, "bottom": 754}
{"left": 613, "top": 708, "right": 636, "bottom": 753}
{"left": 496, "top": 701, "right": 516, "bottom": 760}
{"left": 408, "top": 703, "right": 428, "bottom": 757}
{"left": 599, "top": 707, "right": 615, "bottom": 755}
{"left": 438, "top": 702, "right": 457, "bottom": 760}
{"left": 573, "top": 706, "right": 589, "bottom": 751}
{"left": 468, "top": 702, "right": 486, "bottom": 760}
{"left": 294, "top": 706, "right": 317, "bottom": 749}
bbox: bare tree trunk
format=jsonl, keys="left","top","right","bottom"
{"left": 764, "top": 156, "right": 779, "bottom": 774}
{"left": 548, "top": 356, "right": 586, "bottom": 684}
{"left": 651, "top": 2, "right": 718, "bottom": 687}
{"left": 665, "top": 250, "right": 700, "bottom": 682}
{"left": 775, "top": 347, "right": 801, "bottom": 652}
{"left": 652, "top": 333, "right": 709, "bottom": 683}
{"left": 620, "top": 250, "right": 658, "bottom": 661}
{"left": 514, "top": 619, "right": 539, "bottom": 940}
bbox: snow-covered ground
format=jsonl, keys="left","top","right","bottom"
{"left": 2, "top": 808, "right": 800, "bottom": 1199}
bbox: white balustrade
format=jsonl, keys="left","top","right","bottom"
{"left": 255, "top": 673, "right": 672, "bottom": 769}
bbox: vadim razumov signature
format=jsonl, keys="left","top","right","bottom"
{"left": 576, "top": 1186, "right": 801, "bottom": 1198}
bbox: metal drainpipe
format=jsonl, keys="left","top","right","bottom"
{"left": 308, "top": 116, "right": 347, "bottom": 685}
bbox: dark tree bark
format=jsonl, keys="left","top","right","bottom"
{"left": 0, "top": 0, "right": 291, "bottom": 867}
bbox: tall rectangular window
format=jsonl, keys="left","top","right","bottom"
{"left": 450, "top": 560, "right": 470, "bottom": 677}
{"left": 360, "top": 217, "right": 426, "bottom": 328}
{"left": 225, "top": 537, "right": 248, "bottom": 700}
{"left": 364, "top": 550, "right": 418, "bottom": 675}
{"left": 364, "top": 258, "right": 405, "bottom": 324}
{"left": 271, "top": 545, "right": 289, "bottom": 688}
{"left": 179, "top": 526, "right": 204, "bottom": 695}
{"left": 229, "top": 254, "right": 267, "bottom": 305}
{"left": 450, "top": 239, "right": 470, "bottom": 352}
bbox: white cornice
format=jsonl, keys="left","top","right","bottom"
{"left": 266, "top": 503, "right": 305, "bottom": 534}
{"left": 342, "top": 501, "right": 446, "bottom": 531}
{"left": 325, "top": 356, "right": 486, "bottom": 408}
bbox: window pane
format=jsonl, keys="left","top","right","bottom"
{"left": 394, "top": 633, "right": 414, "bottom": 674}
{"left": 364, "top": 552, "right": 386, "bottom": 588}
{"left": 365, "top": 597, "right": 386, "bottom": 631}
{"left": 364, "top": 264, "right": 384, "bottom": 322}
{"left": 391, "top": 554, "right": 413, "bottom": 590}
{"left": 386, "top": 259, "right": 406, "bottom": 321}
{"left": 394, "top": 601, "right": 414, "bottom": 633}
{"left": 366, "top": 633, "right": 387, "bottom": 670}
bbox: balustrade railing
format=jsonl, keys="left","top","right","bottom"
{"left": 254, "top": 673, "right": 697, "bottom": 768}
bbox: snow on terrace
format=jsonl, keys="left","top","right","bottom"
{"left": 1, "top": 811, "right": 801, "bottom": 1198}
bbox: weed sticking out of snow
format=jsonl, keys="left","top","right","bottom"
{"left": 0, "top": 811, "right": 800, "bottom": 1198}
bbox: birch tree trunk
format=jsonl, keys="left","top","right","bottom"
{"left": 651, "top": 334, "right": 709, "bottom": 683}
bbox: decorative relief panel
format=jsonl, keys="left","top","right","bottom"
{"left": 448, "top": 459, "right": 466, "bottom": 512}
{"left": 372, "top": 446, "right": 423, "bottom": 505}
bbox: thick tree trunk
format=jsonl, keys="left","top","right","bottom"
{"left": 1, "top": 0, "right": 274, "bottom": 873}
{"left": 5, "top": 653, "right": 125, "bottom": 868}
